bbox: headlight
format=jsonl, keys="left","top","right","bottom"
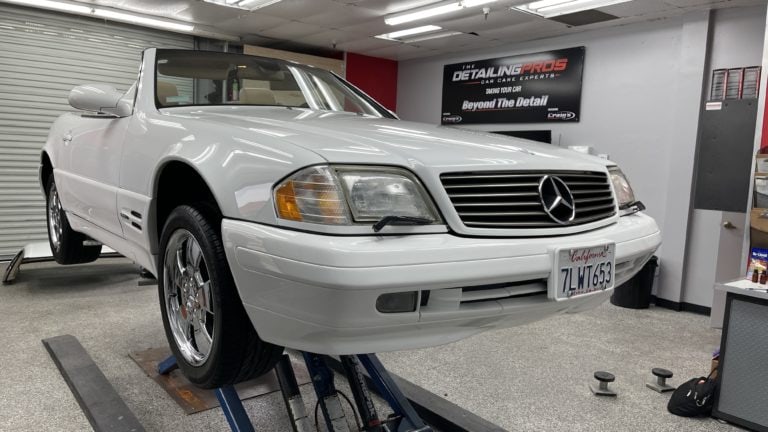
{"left": 274, "top": 166, "right": 350, "bottom": 224}
{"left": 274, "top": 165, "right": 440, "bottom": 226}
{"left": 608, "top": 167, "right": 636, "bottom": 209}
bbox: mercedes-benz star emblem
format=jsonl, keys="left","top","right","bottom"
{"left": 538, "top": 175, "right": 576, "bottom": 225}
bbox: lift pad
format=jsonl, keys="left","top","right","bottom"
{"left": 129, "top": 347, "right": 311, "bottom": 414}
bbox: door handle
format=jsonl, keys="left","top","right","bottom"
{"left": 723, "top": 221, "right": 736, "bottom": 230}
{"left": 63, "top": 134, "right": 72, "bottom": 145}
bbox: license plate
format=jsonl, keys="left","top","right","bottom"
{"left": 549, "top": 243, "right": 615, "bottom": 301}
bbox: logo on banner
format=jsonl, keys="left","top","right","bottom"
{"left": 440, "top": 47, "right": 584, "bottom": 125}
{"left": 547, "top": 111, "right": 577, "bottom": 121}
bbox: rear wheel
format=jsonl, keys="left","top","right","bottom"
{"left": 45, "top": 176, "right": 102, "bottom": 265}
{"left": 158, "top": 205, "right": 283, "bottom": 388}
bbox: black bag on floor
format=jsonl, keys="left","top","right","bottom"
{"left": 667, "top": 371, "right": 718, "bottom": 417}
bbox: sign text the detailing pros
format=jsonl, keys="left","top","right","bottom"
{"left": 441, "top": 47, "right": 585, "bottom": 125}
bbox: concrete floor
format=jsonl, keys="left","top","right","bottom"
{"left": 0, "top": 259, "right": 736, "bottom": 432}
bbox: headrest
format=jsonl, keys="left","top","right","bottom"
{"left": 157, "top": 81, "right": 178, "bottom": 105}
{"left": 239, "top": 88, "right": 276, "bottom": 105}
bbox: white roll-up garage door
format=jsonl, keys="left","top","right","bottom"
{"left": 0, "top": 4, "right": 193, "bottom": 260}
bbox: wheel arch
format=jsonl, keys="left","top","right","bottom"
{"left": 149, "top": 159, "right": 224, "bottom": 255}
{"left": 40, "top": 151, "right": 53, "bottom": 195}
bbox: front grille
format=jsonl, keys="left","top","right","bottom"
{"left": 440, "top": 171, "right": 616, "bottom": 228}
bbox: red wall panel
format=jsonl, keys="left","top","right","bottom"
{"left": 346, "top": 52, "right": 398, "bottom": 112}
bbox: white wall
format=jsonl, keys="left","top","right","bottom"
{"left": 397, "top": 12, "right": 714, "bottom": 303}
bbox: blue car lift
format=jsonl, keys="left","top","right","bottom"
{"left": 158, "top": 352, "right": 432, "bottom": 432}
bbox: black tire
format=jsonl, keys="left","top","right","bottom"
{"left": 45, "top": 175, "right": 102, "bottom": 265}
{"left": 158, "top": 205, "right": 284, "bottom": 388}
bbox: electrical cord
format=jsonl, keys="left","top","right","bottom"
{"left": 336, "top": 389, "right": 362, "bottom": 429}
{"left": 312, "top": 390, "right": 363, "bottom": 431}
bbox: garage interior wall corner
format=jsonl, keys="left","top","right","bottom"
{"left": 345, "top": 52, "right": 398, "bottom": 112}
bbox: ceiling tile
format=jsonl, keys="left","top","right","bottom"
{"left": 298, "top": 29, "right": 355, "bottom": 47}
{"left": 258, "top": 21, "right": 328, "bottom": 39}
{"left": 452, "top": 35, "right": 505, "bottom": 49}
{"left": 331, "top": 0, "right": 446, "bottom": 15}
{"left": 253, "top": 0, "right": 345, "bottom": 19}
{"left": 298, "top": 4, "right": 381, "bottom": 27}
{"left": 481, "top": 19, "right": 568, "bottom": 42}
{"left": 165, "top": 2, "right": 243, "bottom": 26}
{"left": 336, "top": 19, "right": 394, "bottom": 37}
{"left": 439, "top": 8, "right": 534, "bottom": 33}
{"left": 215, "top": 14, "right": 292, "bottom": 34}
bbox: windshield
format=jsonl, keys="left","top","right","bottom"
{"left": 154, "top": 49, "right": 389, "bottom": 117}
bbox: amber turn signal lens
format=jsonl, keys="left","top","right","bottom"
{"left": 275, "top": 181, "right": 303, "bottom": 221}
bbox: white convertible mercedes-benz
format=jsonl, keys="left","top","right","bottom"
{"left": 41, "top": 48, "right": 660, "bottom": 388}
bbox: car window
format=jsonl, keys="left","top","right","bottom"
{"left": 154, "top": 49, "right": 389, "bottom": 117}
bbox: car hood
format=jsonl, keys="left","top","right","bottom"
{"left": 162, "top": 106, "right": 611, "bottom": 172}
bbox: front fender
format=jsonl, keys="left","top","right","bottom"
{"left": 122, "top": 111, "right": 328, "bottom": 223}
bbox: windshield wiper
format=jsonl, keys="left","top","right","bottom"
{"left": 372, "top": 216, "right": 432, "bottom": 232}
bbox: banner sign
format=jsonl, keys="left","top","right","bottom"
{"left": 441, "top": 46, "right": 585, "bottom": 125}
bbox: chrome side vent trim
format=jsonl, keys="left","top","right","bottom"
{"left": 120, "top": 208, "right": 143, "bottom": 232}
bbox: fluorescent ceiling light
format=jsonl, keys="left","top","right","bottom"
{"left": 385, "top": 3, "right": 461, "bottom": 25}
{"left": 203, "top": 0, "right": 283, "bottom": 11}
{"left": 2, "top": 0, "right": 195, "bottom": 32}
{"left": 375, "top": 25, "right": 442, "bottom": 41}
{"left": 402, "top": 31, "right": 462, "bottom": 43}
{"left": 514, "top": 0, "right": 631, "bottom": 18}
{"left": 385, "top": 0, "right": 497, "bottom": 26}
{"left": 93, "top": 9, "right": 194, "bottom": 32}
{"left": 3, "top": 0, "right": 92, "bottom": 14}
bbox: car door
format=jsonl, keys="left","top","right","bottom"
{"left": 54, "top": 112, "right": 130, "bottom": 238}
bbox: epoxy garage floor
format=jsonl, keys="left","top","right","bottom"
{"left": 1, "top": 259, "right": 737, "bottom": 432}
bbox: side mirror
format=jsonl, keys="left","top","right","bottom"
{"left": 68, "top": 84, "right": 131, "bottom": 117}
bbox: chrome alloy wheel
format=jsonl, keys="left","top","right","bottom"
{"left": 163, "top": 230, "right": 215, "bottom": 366}
{"left": 47, "top": 186, "right": 63, "bottom": 250}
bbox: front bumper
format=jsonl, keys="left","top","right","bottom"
{"left": 222, "top": 213, "right": 661, "bottom": 354}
